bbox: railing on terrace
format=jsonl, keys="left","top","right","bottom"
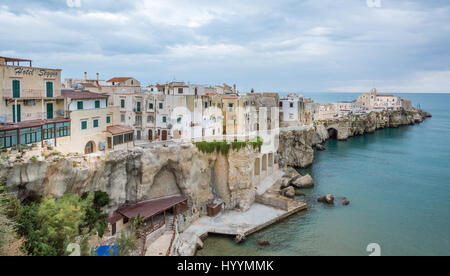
{"left": 139, "top": 219, "right": 166, "bottom": 256}
{"left": 166, "top": 216, "right": 177, "bottom": 256}
{"left": 0, "top": 111, "right": 67, "bottom": 123}
{"left": 2, "top": 89, "right": 60, "bottom": 99}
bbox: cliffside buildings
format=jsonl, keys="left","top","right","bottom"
{"left": 0, "top": 57, "right": 133, "bottom": 154}
{"left": 1, "top": 56, "right": 416, "bottom": 157}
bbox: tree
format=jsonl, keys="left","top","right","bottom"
{"left": 116, "top": 231, "right": 138, "bottom": 256}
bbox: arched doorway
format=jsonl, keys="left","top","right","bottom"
{"left": 148, "top": 130, "right": 153, "bottom": 141}
{"left": 268, "top": 153, "right": 274, "bottom": 167}
{"left": 85, "top": 141, "right": 95, "bottom": 154}
{"left": 262, "top": 154, "right": 267, "bottom": 171}
{"left": 328, "top": 128, "right": 338, "bottom": 139}
{"left": 254, "top": 158, "right": 261, "bottom": 176}
{"left": 162, "top": 130, "right": 168, "bottom": 141}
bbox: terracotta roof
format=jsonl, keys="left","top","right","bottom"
{"left": 377, "top": 94, "right": 394, "bottom": 97}
{"left": 106, "top": 125, "right": 134, "bottom": 135}
{"left": 108, "top": 212, "right": 124, "bottom": 224}
{"left": 107, "top": 77, "right": 131, "bottom": 83}
{"left": 116, "top": 195, "right": 188, "bottom": 221}
{"left": 61, "top": 90, "right": 108, "bottom": 100}
{"left": 0, "top": 118, "right": 70, "bottom": 131}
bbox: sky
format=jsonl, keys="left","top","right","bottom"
{"left": 1, "top": 0, "right": 449, "bottom": 93}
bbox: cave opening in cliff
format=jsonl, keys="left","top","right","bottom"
{"left": 328, "top": 128, "right": 338, "bottom": 139}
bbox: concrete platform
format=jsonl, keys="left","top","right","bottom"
{"left": 177, "top": 201, "right": 307, "bottom": 256}
{"left": 145, "top": 232, "right": 173, "bottom": 256}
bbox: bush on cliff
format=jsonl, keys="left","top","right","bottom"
{"left": 14, "top": 191, "right": 110, "bottom": 256}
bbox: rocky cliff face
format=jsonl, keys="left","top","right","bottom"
{"left": 278, "top": 110, "right": 431, "bottom": 168}
{"left": 0, "top": 143, "right": 259, "bottom": 215}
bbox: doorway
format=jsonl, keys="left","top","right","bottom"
{"left": 46, "top": 103, "right": 54, "bottom": 119}
{"left": 162, "top": 130, "right": 168, "bottom": 141}
{"left": 85, "top": 141, "right": 96, "bottom": 154}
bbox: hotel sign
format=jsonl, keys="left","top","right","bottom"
{"left": 14, "top": 67, "right": 58, "bottom": 78}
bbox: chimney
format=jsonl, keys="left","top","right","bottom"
{"left": 96, "top": 73, "right": 99, "bottom": 81}
{"left": 84, "top": 72, "right": 87, "bottom": 81}
{"left": 233, "top": 84, "right": 237, "bottom": 93}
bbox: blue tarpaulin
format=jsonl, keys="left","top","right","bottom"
{"left": 95, "top": 245, "right": 119, "bottom": 256}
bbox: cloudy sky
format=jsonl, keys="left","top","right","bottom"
{"left": 1, "top": 0, "right": 449, "bottom": 93}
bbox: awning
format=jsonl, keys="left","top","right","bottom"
{"left": 117, "top": 195, "right": 188, "bottom": 221}
{"left": 106, "top": 125, "right": 134, "bottom": 135}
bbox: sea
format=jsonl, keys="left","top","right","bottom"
{"left": 197, "top": 93, "right": 450, "bottom": 256}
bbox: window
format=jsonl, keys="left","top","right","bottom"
{"left": 77, "top": 101, "right": 84, "bottom": 110}
{"left": 43, "top": 124, "right": 55, "bottom": 140}
{"left": 106, "top": 116, "right": 111, "bottom": 124}
{"left": 46, "top": 82, "right": 53, "bottom": 98}
{"left": 120, "top": 114, "right": 125, "bottom": 123}
{"left": 95, "top": 100, "right": 100, "bottom": 109}
{"left": 136, "top": 102, "right": 141, "bottom": 112}
{"left": 177, "top": 117, "right": 182, "bottom": 124}
{"left": 290, "top": 102, "right": 294, "bottom": 108}
{"left": 178, "top": 88, "right": 183, "bottom": 94}
{"left": 121, "top": 99, "right": 125, "bottom": 108}
{"left": 135, "top": 115, "right": 142, "bottom": 124}
{"left": 204, "top": 102, "right": 208, "bottom": 109}
{"left": 228, "top": 103, "right": 233, "bottom": 112}
{"left": 279, "top": 102, "right": 283, "bottom": 108}
{"left": 149, "top": 103, "right": 154, "bottom": 110}
{"left": 147, "top": 116, "right": 153, "bottom": 123}
{"left": 159, "top": 103, "right": 163, "bottom": 109}
{"left": 56, "top": 122, "right": 70, "bottom": 138}
{"left": 93, "top": 119, "right": 99, "bottom": 128}
{"left": 162, "top": 116, "right": 167, "bottom": 123}
{"left": 12, "top": 80, "right": 21, "bottom": 98}
{"left": 81, "top": 120, "right": 88, "bottom": 130}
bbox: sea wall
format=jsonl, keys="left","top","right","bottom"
{"left": 278, "top": 110, "right": 431, "bottom": 168}
{"left": 0, "top": 143, "right": 259, "bottom": 215}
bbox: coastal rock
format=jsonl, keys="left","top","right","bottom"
{"left": 257, "top": 239, "right": 271, "bottom": 246}
{"left": 280, "top": 187, "right": 296, "bottom": 198}
{"left": 291, "top": 174, "right": 314, "bottom": 189}
{"left": 1, "top": 143, "right": 260, "bottom": 214}
{"left": 318, "top": 194, "right": 334, "bottom": 205}
{"left": 315, "top": 144, "right": 326, "bottom": 151}
{"left": 339, "top": 197, "right": 350, "bottom": 206}
{"left": 295, "top": 191, "right": 306, "bottom": 197}
{"left": 278, "top": 128, "right": 315, "bottom": 168}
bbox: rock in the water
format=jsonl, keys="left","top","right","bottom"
{"left": 340, "top": 197, "right": 350, "bottom": 206}
{"left": 318, "top": 194, "right": 334, "bottom": 204}
{"left": 295, "top": 191, "right": 306, "bottom": 196}
{"left": 280, "top": 178, "right": 291, "bottom": 189}
{"left": 280, "top": 187, "right": 295, "bottom": 198}
{"left": 315, "top": 144, "right": 326, "bottom": 151}
{"left": 291, "top": 174, "right": 314, "bottom": 189}
{"left": 257, "top": 239, "right": 271, "bottom": 246}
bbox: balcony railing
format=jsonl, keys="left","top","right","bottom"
{"left": 2, "top": 89, "right": 59, "bottom": 99}
{"left": 0, "top": 111, "right": 67, "bottom": 124}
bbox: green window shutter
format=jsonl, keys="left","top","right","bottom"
{"left": 159, "top": 103, "right": 163, "bottom": 109}
{"left": 95, "top": 100, "right": 100, "bottom": 109}
{"left": 46, "top": 82, "right": 53, "bottom": 98}
{"left": 177, "top": 117, "right": 182, "bottom": 124}
{"left": 12, "top": 80, "right": 20, "bottom": 98}
{"left": 163, "top": 116, "right": 167, "bottom": 123}
{"left": 77, "top": 101, "right": 83, "bottom": 110}
{"left": 121, "top": 99, "right": 125, "bottom": 108}
{"left": 81, "top": 121, "right": 87, "bottom": 130}
{"left": 93, "top": 119, "right": 99, "bottom": 128}
{"left": 106, "top": 116, "right": 111, "bottom": 124}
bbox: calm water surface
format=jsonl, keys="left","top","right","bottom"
{"left": 198, "top": 93, "right": 450, "bottom": 256}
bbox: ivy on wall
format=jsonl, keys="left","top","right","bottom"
{"left": 194, "top": 136, "right": 263, "bottom": 155}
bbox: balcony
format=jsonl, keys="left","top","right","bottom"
{"left": 2, "top": 89, "right": 60, "bottom": 100}
{"left": 0, "top": 111, "right": 67, "bottom": 124}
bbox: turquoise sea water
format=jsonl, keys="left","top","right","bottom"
{"left": 198, "top": 93, "right": 450, "bottom": 256}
